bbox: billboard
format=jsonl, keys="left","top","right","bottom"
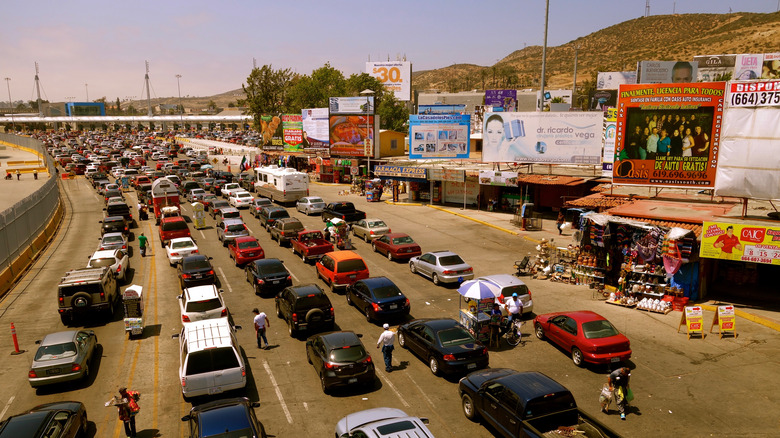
{"left": 366, "top": 61, "right": 411, "bottom": 101}
{"left": 612, "top": 82, "right": 726, "bottom": 188}
{"left": 485, "top": 90, "right": 518, "bottom": 112}
{"left": 301, "top": 108, "right": 329, "bottom": 152}
{"left": 329, "top": 115, "right": 374, "bottom": 157}
{"left": 418, "top": 104, "right": 466, "bottom": 115}
{"left": 694, "top": 55, "right": 736, "bottom": 82}
{"left": 597, "top": 72, "right": 637, "bottom": 90}
{"left": 329, "top": 96, "right": 374, "bottom": 115}
{"left": 481, "top": 112, "right": 603, "bottom": 164}
{"left": 589, "top": 90, "right": 617, "bottom": 111}
{"left": 734, "top": 54, "right": 763, "bottom": 80}
{"left": 408, "top": 114, "right": 470, "bottom": 160}
{"left": 260, "top": 115, "right": 283, "bottom": 149}
{"left": 602, "top": 108, "right": 618, "bottom": 177}
{"left": 637, "top": 61, "right": 698, "bottom": 84}
{"left": 762, "top": 52, "right": 780, "bottom": 79}
{"left": 700, "top": 222, "right": 780, "bottom": 265}
{"left": 282, "top": 114, "right": 303, "bottom": 152}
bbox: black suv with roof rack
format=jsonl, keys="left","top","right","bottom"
{"left": 275, "top": 284, "right": 334, "bottom": 337}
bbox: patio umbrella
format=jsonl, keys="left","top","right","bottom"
{"left": 457, "top": 279, "right": 502, "bottom": 300}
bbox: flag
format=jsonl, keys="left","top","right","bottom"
{"left": 240, "top": 155, "right": 247, "bottom": 171}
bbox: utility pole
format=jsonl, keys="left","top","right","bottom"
{"left": 34, "top": 63, "right": 44, "bottom": 116}
{"left": 645, "top": 0, "right": 650, "bottom": 17}
{"left": 4, "top": 77, "right": 13, "bottom": 126}
{"left": 84, "top": 83, "right": 89, "bottom": 102}
{"left": 176, "top": 74, "right": 183, "bottom": 129}
{"left": 572, "top": 45, "right": 579, "bottom": 110}
{"left": 539, "top": 0, "right": 549, "bottom": 111}
{"left": 145, "top": 61, "right": 152, "bottom": 117}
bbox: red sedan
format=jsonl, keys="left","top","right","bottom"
{"left": 371, "top": 233, "right": 422, "bottom": 261}
{"left": 228, "top": 236, "right": 265, "bottom": 266}
{"left": 533, "top": 310, "right": 631, "bottom": 367}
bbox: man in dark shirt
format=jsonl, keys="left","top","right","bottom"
{"left": 608, "top": 367, "right": 631, "bottom": 420}
{"left": 627, "top": 126, "right": 642, "bottom": 159}
{"left": 693, "top": 126, "right": 709, "bottom": 158}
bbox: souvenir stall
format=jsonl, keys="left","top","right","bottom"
{"left": 365, "top": 178, "right": 383, "bottom": 202}
{"left": 574, "top": 213, "right": 699, "bottom": 312}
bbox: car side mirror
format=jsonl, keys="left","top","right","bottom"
{"left": 251, "top": 402, "right": 260, "bottom": 408}
{"left": 35, "top": 340, "right": 41, "bottom": 345}
{"left": 171, "top": 333, "right": 180, "bottom": 339}
{"left": 233, "top": 325, "right": 242, "bottom": 330}
{"left": 176, "top": 295, "right": 182, "bottom": 300}
{"left": 420, "top": 418, "right": 430, "bottom": 425}
{"left": 207, "top": 256, "right": 213, "bottom": 260}
{"left": 181, "top": 415, "right": 190, "bottom": 422}
{"left": 219, "top": 289, "right": 224, "bottom": 293}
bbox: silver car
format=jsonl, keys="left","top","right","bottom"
{"left": 409, "top": 250, "right": 474, "bottom": 285}
{"left": 352, "top": 218, "right": 391, "bottom": 242}
{"left": 335, "top": 407, "right": 434, "bottom": 438}
{"left": 178, "top": 285, "right": 227, "bottom": 323}
{"left": 217, "top": 218, "right": 250, "bottom": 247}
{"left": 296, "top": 196, "right": 326, "bottom": 216}
{"left": 98, "top": 232, "right": 128, "bottom": 251}
{"left": 29, "top": 330, "right": 98, "bottom": 388}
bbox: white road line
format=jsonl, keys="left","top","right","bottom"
{"left": 375, "top": 370, "right": 410, "bottom": 407}
{"left": 403, "top": 372, "right": 436, "bottom": 409}
{"left": 246, "top": 226, "right": 255, "bottom": 235}
{"left": 289, "top": 270, "right": 300, "bottom": 283}
{"left": 217, "top": 267, "right": 233, "bottom": 292}
{"left": 263, "top": 360, "right": 293, "bottom": 424}
{"left": 0, "top": 396, "right": 15, "bottom": 421}
{"left": 199, "top": 229, "right": 206, "bottom": 239}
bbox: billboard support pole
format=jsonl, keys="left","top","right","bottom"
{"left": 539, "top": 0, "right": 549, "bottom": 111}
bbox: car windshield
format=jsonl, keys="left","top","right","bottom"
{"left": 185, "top": 348, "right": 239, "bottom": 375}
{"left": 308, "top": 197, "right": 324, "bottom": 203}
{"left": 223, "top": 212, "right": 241, "bottom": 219}
{"left": 89, "top": 258, "right": 116, "bottom": 268}
{"left": 367, "top": 221, "right": 387, "bottom": 228}
{"left": 172, "top": 240, "right": 195, "bottom": 249}
{"left": 238, "top": 240, "right": 259, "bottom": 249}
{"left": 226, "top": 224, "right": 245, "bottom": 232}
{"left": 183, "top": 259, "right": 211, "bottom": 270}
{"left": 439, "top": 255, "right": 465, "bottom": 266}
{"left": 34, "top": 342, "right": 77, "bottom": 361}
{"left": 372, "top": 285, "right": 403, "bottom": 299}
{"left": 437, "top": 327, "right": 474, "bottom": 346}
{"left": 582, "top": 320, "right": 620, "bottom": 339}
{"left": 185, "top": 298, "right": 222, "bottom": 312}
{"left": 103, "top": 236, "right": 124, "bottom": 243}
{"left": 329, "top": 345, "right": 366, "bottom": 363}
{"left": 296, "top": 294, "right": 330, "bottom": 308}
{"left": 258, "top": 263, "right": 287, "bottom": 275}
{"left": 501, "top": 284, "right": 529, "bottom": 297}
{"left": 392, "top": 236, "right": 414, "bottom": 245}
{"left": 337, "top": 259, "right": 367, "bottom": 272}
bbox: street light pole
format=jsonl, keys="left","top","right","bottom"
{"left": 85, "top": 83, "right": 89, "bottom": 102}
{"left": 176, "top": 74, "right": 183, "bottom": 131}
{"left": 360, "top": 89, "right": 374, "bottom": 178}
{"left": 539, "top": 0, "right": 549, "bottom": 111}
{"left": 4, "top": 78, "right": 12, "bottom": 126}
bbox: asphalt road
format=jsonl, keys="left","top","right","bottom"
{"left": 0, "top": 173, "right": 778, "bottom": 438}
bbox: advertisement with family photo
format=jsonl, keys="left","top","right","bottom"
{"left": 481, "top": 112, "right": 603, "bottom": 164}
{"left": 612, "top": 82, "right": 726, "bottom": 188}
{"left": 408, "top": 115, "right": 470, "bottom": 159}
{"left": 301, "top": 108, "right": 330, "bottom": 152}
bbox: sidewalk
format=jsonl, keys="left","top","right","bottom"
{"left": 381, "top": 194, "right": 780, "bottom": 333}
{"left": 0, "top": 145, "right": 50, "bottom": 208}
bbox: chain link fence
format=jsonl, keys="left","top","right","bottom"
{"left": 0, "top": 133, "right": 60, "bottom": 272}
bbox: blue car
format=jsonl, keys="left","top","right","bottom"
{"left": 345, "top": 277, "right": 410, "bottom": 323}
{"left": 181, "top": 397, "right": 267, "bottom": 438}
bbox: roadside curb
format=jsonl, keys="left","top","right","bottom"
{"left": 425, "top": 205, "right": 520, "bottom": 236}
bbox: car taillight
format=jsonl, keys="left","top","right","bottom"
{"left": 323, "top": 362, "right": 336, "bottom": 369}
{"left": 372, "top": 303, "right": 381, "bottom": 312}
{"left": 207, "top": 270, "right": 214, "bottom": 275}
{"left": 171, "top": 252, "right": 179, "bottom": 256}
{"left": 28, "top": 370, "right": 37, "bottom": 378}
{"left": 181, "top": 377, "right": 186, "bottom": 387}
{"left": 182, "top": 315, "right": 190, "bottom": 322}
{"left": 464, "top": 268, "right": 473, "bottom": 273}
{"left": 482, "top": 347, "right": 489, "bottom": 355}
{"left": 193, "top": 249, "right": 199, "bottom": 253}
{"left": 292, "top": 313, "right": 298, "bottom": 323}
{"left": 443, "top": 354, "right": 456, "bottom": 361}
{"left": 71, "top": 363, "right": 82, "bottom": 372}
{"left": 116, "top": 266, "right": 121, "bottom": 274}
{"left": 404, "top": 298, "right": 410, "bottom": 307}
{"left": 257, "top": 278, "right": 265, "bottom": 285}
{"left": 241, "top": 366, "right": 245, "bottom": 377}
{"left": 442, "top": 270, "right": 456, "bottom": 275}
{"left": 286, "top": 275, "right": 291, "bottom": 282}
{"left": 221, "top": 308, "right": 227, "bottom": 317}
{"left": 362, "top": 356, "right": 373, "bottom": 364}
{"left": 58, "top": 296, "right": 64, "bottom": 305}
{"left": 122, "top": 244, "right": 127, "bottom": 249}
{"left": 182, "top": 274, "right": 191, "bottom": 279}
{"left": 329, "top": 307, "right": 334, "bottom": 317}
{"left": 100, "top": 292, "right": 105, "bottom": 299}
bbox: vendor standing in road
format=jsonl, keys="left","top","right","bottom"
{"left": 608, "top": 367, "right": 631, "bottom": 420}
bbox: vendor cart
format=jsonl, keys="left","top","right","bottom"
{"left": 365, "top": 178, "right": 383, "bottom": 202}
{"left": 122, "top": 285, "right": 144, "bottom": 338}
{"left": 457, "top": 280, "right": 502, "bottom": 344}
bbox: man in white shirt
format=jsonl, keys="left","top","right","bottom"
{"left": 505, "top": 293, "right": 524, "bottom": 322}
{"left": 252, "top": 308, "right": 270, "bottom": 349}
{"left": 376, "top": 323, "right": 395, "bottom": 372}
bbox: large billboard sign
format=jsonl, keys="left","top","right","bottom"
{"left": 282, "top": 114, "right": 303, "bottom": 152}
{"left": 481, "top": 112, "right": 603, "bottom": 164}
{"left": 637, "top": 61, "right": 698, "bottom": 84}
{"left": 366, "top": 61, "right": 411, "bottom": 101}
{"left": 329, "top": 115, "right": 374, "bottom": 157}
{"left": 694, "top": 55, "right": 736, "bottom": 82}
{"left": 597, "top": 72, "right": 637, "bottom": 90}
{"left": 301, "top": 108, "right": 329, "bottom": 152}
{"left": 329, "top": 96, "right": 374, "bottom": 115}
{"left": 612, "top": 82, "right": 726, "bottom": 188}
{"left": 701, "top": 221, "right": 780, "bottom": 265}
{"left": 485, "top": 90, "right": 518, "bottom": 112}
{"left": 408, "top": 115, "right": 470, "bottom": 160}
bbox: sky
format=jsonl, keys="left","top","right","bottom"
{"left": 2, "top": 0, "right": 778, "bottom": 104}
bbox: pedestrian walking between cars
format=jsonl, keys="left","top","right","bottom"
{"left": 376, "top": 323, "right": 395, "bottom": 372}
{"left": 253, "top": 308, "right": 270, "bottom": 349}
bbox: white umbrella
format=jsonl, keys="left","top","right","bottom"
{"left": 457, "top": 279, "right": 502, "bottom": 300}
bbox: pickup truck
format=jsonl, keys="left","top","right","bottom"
{"left": 221, "top": 182, "right": 242, "bottom": 199}
{"left": 291, "top": 230, "right": 333, "bottom": 263}
{"left": 459, "top": 369, "right": 621, "bottom": 438}
{"left": 321, "top": 202, "right": 366, "bottom": 224}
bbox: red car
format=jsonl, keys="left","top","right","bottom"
{"left": 228, "top": 236, "right": 265, "bottom": 266}
{"left": 371, "top": 233, "right": 422, "bottom": 261}
{"left": 533, "top": 310, "right": 631, "bottom": 367}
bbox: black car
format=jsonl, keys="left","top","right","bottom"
{"left": 213, "top": 171, "right": 234, "bottom": 183}
{"left": 0, "top": 401, "right": 87, "bottom": 438}
{"left": 101, "top": 215, "right": 129, "bottom": 235}
{"left": 275, "top": 284, "right": 334, "bottom": 337}
{"left": 89, "top": 171, "right": 108, "bottom": 183}
{"left": 181, "top": 397, "right": 267, "bottom": 438}
{"left": 258, "top": 206, "right": 289, "bottom": 231}
{"left": 305, "top": 331, "right": 375, "bottom": 394}
{"left": 210, "top": 200, "right": 231, "bottom": 218}
{"left": 178, "top": 255, "right": 216, "bottom": 289}
{"left": 103, "top": 189, "right": 123, "bottom": 203}
{"left": 198, "top": 177, "right": 215, "bottom": 191}
{"left": 397, "top": 318, "right": 489, "bottom": 376}
{"left": 212, "top": 179, "right": 227, "bottom": 194}
{"left": 245, "top": 258, "right": 292, "bottom": 296}
{"left": 346, "top": 277, "right": 410, "bottom": 322}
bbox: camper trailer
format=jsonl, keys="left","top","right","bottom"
{"left": 253, "top": 165, "right": 309, "bottom": 203}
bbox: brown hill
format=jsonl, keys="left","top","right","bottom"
{"left": 412, "top": 12, "right": 780, "bottom": 92}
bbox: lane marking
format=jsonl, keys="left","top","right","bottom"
{"left": 374, "top": 369, "right": 410, "bottom": 407}
{"left": 218, "top": 267, "right": 233, "bottom": 292}
{"left": 263, "top": 360, "right": 293, "bottom": 424}
{"left": 199, "top": 229, "right": 206, "bottom": 239}
{"left": 0, "top": 396, "right": 15, "bottom": 421}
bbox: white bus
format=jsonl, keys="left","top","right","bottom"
{"left": 253, "top": 165, "right": 309, "bottom": 203}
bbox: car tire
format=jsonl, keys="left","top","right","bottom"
{"left": 321, "top": 374, "right": 329, "bottom": 394}
{"left": 160, "top": 239, "right": 165, "bottom": 248}
{"left": 364, "top": 234, "right": 370, "bottom": 243}
{"left": 278, "top": 237, "right": 283, "bottom": 247}
{"left": 365, "top": 307, "right": 372, "bottom": 323}
{"left": 301, "top": 252, "right": 307, "bottom": 263}
{"left": 306, "top": 308, "right": 324, "bottom": 323}
{"left": 82, "top": 363, "right": 90, "bottom": 381}
{"left": 432, "top": 273, "right": 440, "bottom": 285}
{"left": 288, "top": 320, "right": 296, "bottom": 337}
{"left": 409, "top": 262, "right": 416, "bottom": 274}
{"left": 398, "top": 332, "right": 406, "bottom": 348}
{"left": 535, "top": 323, "right": 545, "bottom": 340}
{"left": 429, "top": 356, "right": 440, "bottom": 376}
{"left": 372, "top": 243, "right": 377, "bottom": 252}
{"left": 346, "top": 293, "right": 353, "bottom": 306}
{"left": 276, "top": 302, "right": 283, "bottom": 318}
{"left": 80, "top": 412, "right": 88, "bottom": 436}
{"left": 462, "top": 393, "right": 479, "bottom": 421}
{"left": 571, "top": 347, "right": 584, "bottom": 367}
{"left": 387, "top": 252, "right": 393, "bottom": 261}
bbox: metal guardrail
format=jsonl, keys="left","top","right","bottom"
{"left": 0, "top": 133, "right": 60, "bottom": 272}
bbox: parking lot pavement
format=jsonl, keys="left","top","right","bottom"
{"left": 0, "top": 145, "right": 49, "bottom": 208}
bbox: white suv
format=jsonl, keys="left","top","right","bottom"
{"left": 177, "top": 317, "right": 245, "bottom": 399}
{"left": 178, "top": 285, "right": 227, "bottom": 323}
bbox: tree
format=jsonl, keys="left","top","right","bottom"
{"left": 207, "top": 100, "right": 217, "bottom": 112}
{"left": 285, "top": 63, "right": 347, "bottom": 110}
{"left": 377, "top": 92, "right": 409, "bottom": 132}
{"left": 240, "top": 64, "right": 294, "bottom": 127}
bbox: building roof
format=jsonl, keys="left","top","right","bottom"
{"left": 564, "top": 193, "right": 635, "bottom": 210}
{"left": 516, "top": 175, "right": 585, "bottom": 186}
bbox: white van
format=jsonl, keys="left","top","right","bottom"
{"left": 177, "top": 317, "right": 245, "bottom": 399}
